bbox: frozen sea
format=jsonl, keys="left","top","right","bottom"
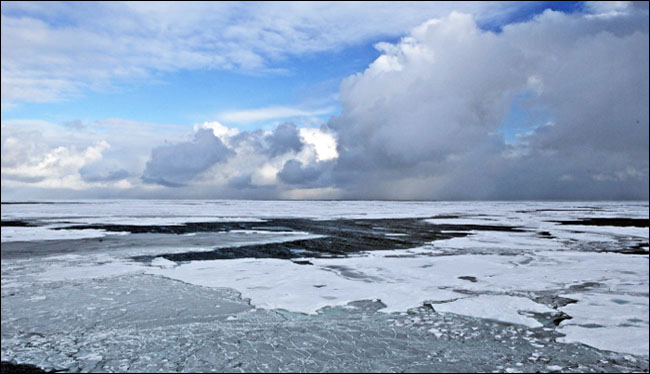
{"left": 1, "top": 200, "right": 648, "bottom": 372}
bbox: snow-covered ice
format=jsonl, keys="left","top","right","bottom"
{"left": 144, "top": 249, "right": 648, "bottom": 347}
{"left": 557, "top": 293, "right": 649, "bottom": 356}
{"left": 1, "top": 200, "right": 648, "bottom": 372}
{"left": 1, "top": 226, "right": 129, "bottom": 243}
{"left": 432, "top": 295, "right": 553, "bottom": 328}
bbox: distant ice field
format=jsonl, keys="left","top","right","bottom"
{"left": 2, "top": 200, "right": 649, "bottom": 221}
{"left": 2, "top": 200, "right": 647, "bottom": 245}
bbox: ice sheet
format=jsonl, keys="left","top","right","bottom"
{"left": 139, "top": 248, "right": 648, "bottom": 357}
{"left": 145, "top": 250, "right": 647, "bottom": 315}
{"left": 37, "top": 260, "right": 144, "bottom": 281}
{"left": 150, "top": 257, "right": 177, "bottom": 268}
{"left": 4, "top": 200, "right": 647, "bottom": 222}
{"left": 39, "top": 216, "right": 266, "bottom": 226}
{"left": 425, "top": 218, "right": 503, "bottom": 225}
{"left": 1, "top": 226, "right": 129, "bottom": 242}
{"left": 553, "top": 225, "right": 648, "bottom": 239}
{"left": 557, "top": 293, "right": 649, "bottom": 356}
{"left": 146, "top": 257, "right": 464, "bottom": 314}
{"left": 3, "top": 200, "right": 648, "bottom": 359}
{"left": 430, "top": 230, "right": 562, "bottom": 252}
{"left": 433, "top": 295, "right": 553, "bottom": 328}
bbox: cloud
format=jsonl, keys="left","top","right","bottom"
{"left": 1, "top": 137, "right": 110, "bottom": 189}
{"left": 277, "top": 159, "right": 324, "bottom": 185}
{"left": 0, "top": 116, "right": 337, "bottom": 198}
{"left": 138, "top": 120, "right": 341, "bottom": 193}
{"left": 79, "top": 164, "right": 131, "bottom": 183}
{"left": 1, "top": 2, "right": 530, "bottom": 106}
{"left": 218, "top": 106, "right": 335, "bottom": 124}
{"left": 327, "top": 6, "right": 649, "bottom": 199}
{"left": 583, "top": 1, "right": 642, "bottom": 17}
{"left": 227, "top": 173, "right": 255, "bottom": 189}
{"left": 299, "top": 127, "right": 338, "bottom": 161}
{"left": 264, "top": 122, "right": 304, "bottom": 157}
{"left": 1, "top": 118, "right": 189, "bottom": 191}
{"left": 198, "top": 121, "right": 239, "bottom": 142}
{"left": 203, "top": 122, "right": 336, "bottom": 188}
{"left": 142, "top": 129, "right": 234, "bottom": 187}
{"left": 2, "top": 5, "right": 648, "bottom": 200}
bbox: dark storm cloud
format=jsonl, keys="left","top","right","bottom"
{"left": 263, "top": 122, "right": 304, "bottom": 157}
{"left": 79, "top": 166, "right": 130, "bottom": 183}
{"left": 326, "top": 7, "right": 649, "bottom": 200}
{"left": 142, "top": 128, "right": 234, "bottom": 187}
{"left": 277, "top": 159, "right": 323, "bottom": 185}
{"left": 227, "top": 173, "right": 255, "bottom": 189}
{"left": 225, "top": 122, "right": 305, "bottom": 157}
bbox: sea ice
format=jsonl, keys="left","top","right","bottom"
{"left": 432, "top": 295, "right": 553, "bottom": 328}
{"left": 2, "top": 200, "right": 648, "bottom": 362}
{"left": 1, "top": 226, "right": 129, "bottom": 243}
{"left": 558, "top": 293, "right": 649, "bottom": 356}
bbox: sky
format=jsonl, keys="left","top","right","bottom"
{"left": 1, "top": 1, "right": 648, "bottom": 200}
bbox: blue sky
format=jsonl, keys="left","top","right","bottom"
{"left": 1, "top": 1, "right": 648, "bottom": 200}
{"left": 2, "top": 1, "right": 581, "bottom": 129}
{"left": 1, "top": 42, "right": 375, "bottom": 127}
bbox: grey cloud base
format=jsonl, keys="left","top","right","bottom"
{"left": 264, "top": 123, "right": 304, "bottom": 157}
{"left": 277, "top": 159, "right": 332, "bottom": 186}
{"left": 141, "top": 129, "right": 234, "bottom": 187}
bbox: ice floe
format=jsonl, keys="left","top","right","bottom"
{"left": 433, "top": 295, "right": 553, "bottom": 328}
{"left": 1, "top": 226, "right": 129, "bottom": 243}
{"left": 557, "top": 293, "right": 649, "bottom": 356}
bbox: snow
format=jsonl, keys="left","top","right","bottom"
{"left": 227, "top": 229, "right": 312, "bottom": 235}
{"left": 37, "top": 260, "right": 144, "bottom": 281}
{"left": 557, "top": 293, "right": 649, "bottom": 356}
{"left": 428, "top": 327, "right": 443, "bottom": 338}
{"left": 559, "top": 324, "right": 648, "bottom": 357}
{"left": 429, "top": 230, "right": 562, "bottom": 252}
{"left": 142, "top": 247, "right": 648, "bottom": 355}
{"left": 425, "top": 218, "right": 502, "bottom": 225}
{"left": 1, "top": 226, "right": 129, "bottom": 243}
{"left": 146, "top": 257, "right": 464, "bottom": 314}
{"left": 553, "top": 225, "right": 648, "bottom": 239}
{"left": 145, "top": 250, "right": 647, "bottom": 328}
{"left": 5, "top": 200, "right": 646, "bottom": 222}
{"left": 40, "top": 216, "right": 266, "bottom": 226}
{"left": 2, "top": 200, "right": 648, "bottom": 358}
{"left": 150, "top": 257, "right": 177, "bottom": 268}
{"left": 433, "top": 295, "right": 553, "bottom": 328}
